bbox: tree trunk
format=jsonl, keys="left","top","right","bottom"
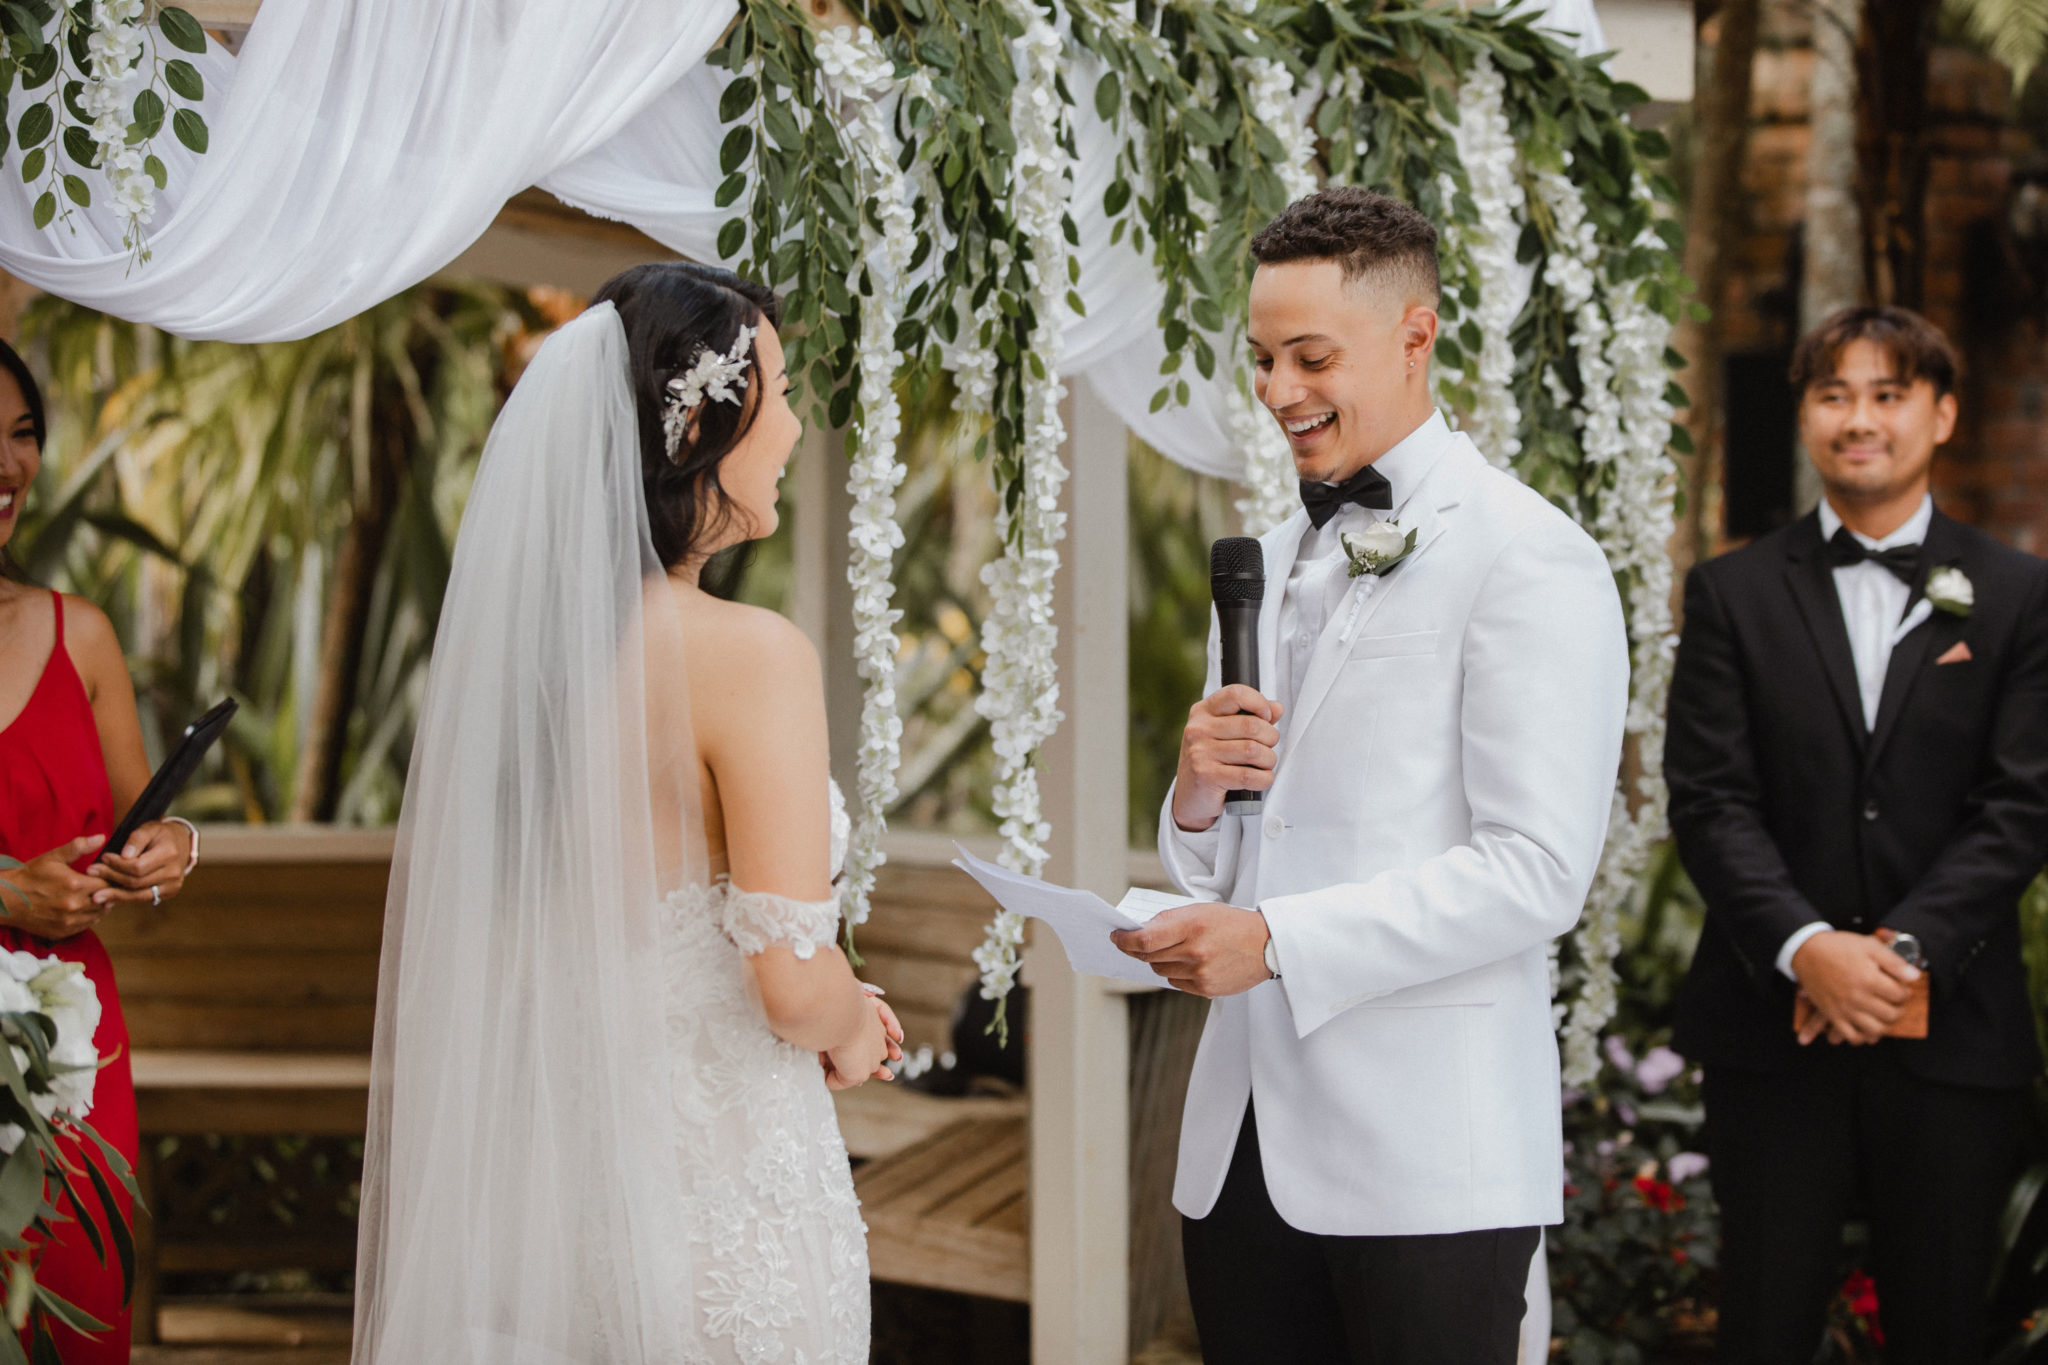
{"left": 1797, "top": 0, "right": 1866, "bottom": 515}
{"left": 1856, "top": 0, "right": 1942, "bottom": 308}
{"left": 288, "top": 374, "right": 411, "bottom": 823}
{"left": 1671, "top": 0, "right": 1762, "bottom": 582}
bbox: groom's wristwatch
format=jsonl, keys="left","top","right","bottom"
{"left": 1263, "top": 935, "right": 1282, "bottom": 980}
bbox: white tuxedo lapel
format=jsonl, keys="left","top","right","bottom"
{"left": 1278, "top": 444, "right": 1473, "bottom": 752}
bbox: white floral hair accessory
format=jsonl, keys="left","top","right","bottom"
{"left": 660, "top": 322, "right": 757, "bottom": 462}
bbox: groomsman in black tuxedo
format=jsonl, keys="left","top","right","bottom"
{"left": 1668, "top": 306, "right": 2048, "bottom": 1364}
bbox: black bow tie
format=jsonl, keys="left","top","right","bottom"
{"left": 1299, "top": 464, "right": 1393, "bottom": 530}
{"left": 1826, "top": 527, "right": 1920, "bottom": 585}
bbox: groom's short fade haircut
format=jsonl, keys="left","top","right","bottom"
{"left": 1250, "top": 188, "right": 1440, "bottom": 307}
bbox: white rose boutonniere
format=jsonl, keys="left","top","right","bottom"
{"left": 1926, "top": 565, "right": 1974, "bottom": 618}
{"left": 1342, "top": 520, "right": 1418, "bottom": 578}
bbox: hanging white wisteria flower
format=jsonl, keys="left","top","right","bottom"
{"left": 813, "top": 24, "right": 917, "bottom": 946}
{"left": 971, "top": 0, "right": 1074, "bottom": 1019}
{"left": 1227, "top": 378, "right": 1298, "bottom": 535}
{"left": 1530, "top": 163, "right": 1680, "bottom": 1086}
{"left": 1437, "top": 54, "right": 1525, "bottom": 469}
{"left": 1236, "top": 56, "right": 1317, "bottom": 205}
{"left": 9, "top": 2, "right": 212, "bottom": 260}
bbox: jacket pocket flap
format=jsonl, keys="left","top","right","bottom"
{"left": 1345, "top": 629, "right": 1440, "bottom": 662}
{"left": 1343, "top": 965, "right": 1500, "bottom": 1010}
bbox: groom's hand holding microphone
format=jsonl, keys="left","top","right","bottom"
{"left": 1116, "top": 685, "right": 1285, "bottom": 998}
{"left": 1119, "top": 535, "right": 1287, "bottom": 998}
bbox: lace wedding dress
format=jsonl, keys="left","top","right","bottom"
{"left": 660, "top": 781, "right": 869, "bottom": 1364}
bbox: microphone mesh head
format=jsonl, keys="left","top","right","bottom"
{"left": 1210, "top": 536, "right": 1265, "bottom": 603}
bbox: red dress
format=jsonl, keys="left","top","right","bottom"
{"left": 0, "top": 591, "right": 138, "bottom": 1361}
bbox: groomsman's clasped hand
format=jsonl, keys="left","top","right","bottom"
{"left": 1111, "top": 684, "right": 1286, "bottom": 998}
{"left": 1789, "top": 929, "right": 1921, "bottom": 1046}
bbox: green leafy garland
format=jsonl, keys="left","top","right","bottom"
{"left": 0, "top": 2, "right": 212, "bottom": 261}
{"left": 711, "top": 0, "right": 1689, "bottom": 1070}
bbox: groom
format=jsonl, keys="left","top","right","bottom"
{"left": 1112, "top": 187, "right": 1630, "bottom": 1363}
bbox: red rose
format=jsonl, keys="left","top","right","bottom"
{"left": 1632, "top": 1175, "right": 1683, "bottom": 1212}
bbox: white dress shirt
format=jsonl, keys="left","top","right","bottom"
{"left": 1774, "top": 494, "right": 1934, "bottom": 978}
{"left": 1274, "top": 412, "right": 1451, "bottom": 733}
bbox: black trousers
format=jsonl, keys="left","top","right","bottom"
{"left": 1181, "top": 1104, "right": 1539, "bottom": 1365}
{"left": 1705, "top": 1045, "right": 2028, "bottom": 1365}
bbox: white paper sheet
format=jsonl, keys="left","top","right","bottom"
{"left": 951, "top": 846, "right": 1196, "bottom": 988}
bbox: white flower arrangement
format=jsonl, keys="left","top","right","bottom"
{"left": 1226, "top": 378, "right": 1299, "bottom": 535}
{"left": 972, "top": 0, "right": 1073, "bottom": 1018}
{"left": 0, "top": 950, "right": 102, "bottom": 1155}
{"left": 1532, "top": 164, "right": 1680, "bottom": 1086}
{"left": 1437, "top": 55, "right": 1525, "bottom": 469}
{"left": 1235, "top": 56, "right": 1317, "bottom": 206}
{"left": 1927, "top": 565, "right": 1974, "bottom": 617}
{"left": 1341, "top": 520, "right": 1416, "bottom": 577}
{"left": 813, "top": 24, "right": 917, "bottom": 944}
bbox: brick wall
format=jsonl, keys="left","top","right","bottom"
{"left": 1706, "top": 3, "right": 2048, "bottom": 553}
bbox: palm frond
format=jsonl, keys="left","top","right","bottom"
{"left": 1947, "top": 0, "right": 2048, "bottom": 90}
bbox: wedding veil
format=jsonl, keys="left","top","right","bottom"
{"left": 352, "top": 302, "right": 703, "bottom": 1363}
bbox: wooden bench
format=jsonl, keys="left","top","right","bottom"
{"left": 96, "top": 826, "right": 391, "bottom": 1343}
{"left": 100, "top": 825, "right": 1042, "bottom": 1341}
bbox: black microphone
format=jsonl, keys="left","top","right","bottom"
{"left": 1210, "top": 537, "right": 1266, "bottom": 816}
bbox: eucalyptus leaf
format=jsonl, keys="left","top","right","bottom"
{"left": 130, "top": 87, "right": 162, "bottom": 138}
{"left": 14, "top": 100, "right": 46, "bottom": 148}
{"left": 156, "top": 6, "right": 208, "bottom": 54}
{"left": 164, "top": 58, "right": 203, "bottom": 102}
{"left": 171, "top": 107, "right": 207, "bottom": 154}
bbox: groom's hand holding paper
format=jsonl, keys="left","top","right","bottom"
{"left": 1111, "top": 903, "right": 1273, "bottom": 998}
{"left": 952, "top": 846, "right": 1198, "bottom": 988}
{"left": 1171, "top": 685, "right": 1283, "bottom": 832}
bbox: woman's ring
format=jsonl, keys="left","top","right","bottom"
{"left": 150, "top": 885, "right": 160, "bottom": 907}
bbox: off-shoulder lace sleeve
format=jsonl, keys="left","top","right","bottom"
{"left": 720, "top": 885, "right": 841, "bottom": 960}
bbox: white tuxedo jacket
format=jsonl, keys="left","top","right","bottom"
{"left": 1159, "top": 432, "right": 1629, "bottom": 1237}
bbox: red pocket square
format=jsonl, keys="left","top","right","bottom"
{"left": 1936, "top": 641, "right": 1973, "bottom": 665}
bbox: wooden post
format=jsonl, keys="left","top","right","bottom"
{"left": 1030, "top": 375, "right": 1131, "bottom": 1364}
{"left": 788, "top": 423, "right": 863, "bottom": 788}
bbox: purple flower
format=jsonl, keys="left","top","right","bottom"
{"left": 1635, "top": 1046, "right": 1687, "bottom": 1095}
{"left": 1667, "top": 1152, "right": 1710, "bottom": 1183}
{"left": 1603, "top": 1034, "right": 1636, "bottom": 1074}
{"left": 1560, "top": 1087, "right": 1585, "bottom": 1110}
{"left": 1616, "top": 1101, "right": 1638, "bottom": 1127}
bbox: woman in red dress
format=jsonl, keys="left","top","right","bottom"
{"left": 0, "top": 337, "right": 194, "bottom": 1362}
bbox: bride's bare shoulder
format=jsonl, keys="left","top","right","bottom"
{"left": 678, "top": 594, "right": 820, "bottom": 695}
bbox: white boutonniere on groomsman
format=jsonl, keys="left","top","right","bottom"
{"left": 1926, "top": 564, "right": 1974, "bottom": 618}
{"left": 1342, "top": 520, "right": 1417, "bottom": 578}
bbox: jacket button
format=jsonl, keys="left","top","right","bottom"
{"left": 1863, "top": 798, "right": 1880, "bottom": 822}
{"left": 1263, "top": 815, "right": 1284, "bottom": 840}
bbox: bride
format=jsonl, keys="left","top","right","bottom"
{"left": 352, "top": 262, "right": 899, "bottom": 1363}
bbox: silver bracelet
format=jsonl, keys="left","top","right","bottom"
{"left": 163, "top": 816, "right": 200, "bottom": 876}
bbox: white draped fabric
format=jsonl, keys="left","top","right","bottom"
{"left": 0, "top": 0, "right": 1604, "bottom": 479}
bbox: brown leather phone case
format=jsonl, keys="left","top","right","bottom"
{"left": 1792, "top": 928, "right": 1928, "bottom": 1039}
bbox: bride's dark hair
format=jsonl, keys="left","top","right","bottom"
{"left": 593, "top": 262, "right": 782, "bottom": 571}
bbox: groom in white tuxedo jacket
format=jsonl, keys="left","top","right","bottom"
{"left": 1115, "top": 189, "right": 1629, "bottom": 1362}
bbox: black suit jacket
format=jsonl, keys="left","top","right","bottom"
{"left": 1669, "top": 508, "right": 2048, "bottom": 1087}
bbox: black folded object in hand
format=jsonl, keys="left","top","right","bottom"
{"left": 105, "top": 698, "right": 237, "bottom": 854}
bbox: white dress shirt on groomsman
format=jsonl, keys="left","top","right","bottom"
{"left": 1112, "top": 187, "right": 1630, "bottom": 1365}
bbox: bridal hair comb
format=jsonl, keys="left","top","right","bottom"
{"left": 661, "top": 322, "right": 758, "bottom": 462}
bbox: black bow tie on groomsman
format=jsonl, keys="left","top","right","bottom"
{"left": 1825, "top": 526, "right": 1921, "bottom": 586}
{"left": 1299, "top": 464, "right": 1393, "bottom": 529}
